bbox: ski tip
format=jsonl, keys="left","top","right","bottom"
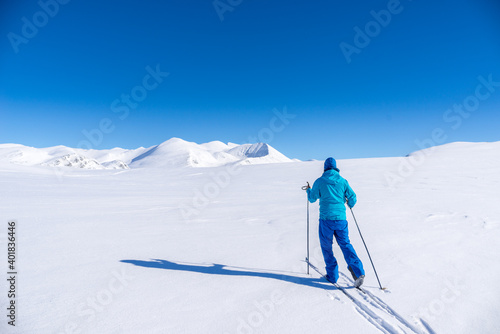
{"left": 355, "top": 287, "right": 365, "bottom": 293}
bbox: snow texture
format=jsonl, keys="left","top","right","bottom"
{"left": 1, "top": 140, "right": 499, "bottom": 334}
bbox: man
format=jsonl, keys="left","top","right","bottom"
{"left": 307, "top": 157, "right": 365, "bottom": 287}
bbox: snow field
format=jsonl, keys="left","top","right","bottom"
{"left": 1, "top": 141, "right": 499, "bottom": 333}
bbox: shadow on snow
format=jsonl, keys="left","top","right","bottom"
{"left": 120, "top": 258, "right": 351, "bottom": 291}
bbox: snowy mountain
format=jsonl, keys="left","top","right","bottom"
{"left": 129, "top": 138, "right": 292, "bottom": 168}
{"left": 0, "top": 138, "right": 293, "bottom": 170}
{"left": 226, "top": 142, "right": 292, "bottom": 165}
{"left": 43, "top": 153, "right": 106, "bottom": 169}
{"left": 0, "top": 144, "right": 137, "bottom": 170}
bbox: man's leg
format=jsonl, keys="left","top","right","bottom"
{"left": 333, "top": 220, "right": 365, "bottom": 278}
{"left": 319, "top": 219, "right": 339, "bottom": 282}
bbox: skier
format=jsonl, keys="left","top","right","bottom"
{"left": 306, "top": 157, "right": 365, "bottom": 287}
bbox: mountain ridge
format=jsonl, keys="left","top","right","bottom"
{"left": 0, "top": 138, "right": 294, "bottom": 170}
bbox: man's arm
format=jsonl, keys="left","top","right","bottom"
{"left": 307, "top": 180, "right": 320, "bottom": 203}
{"left": 345, "top": 181, "right": 357, "bottom": 208}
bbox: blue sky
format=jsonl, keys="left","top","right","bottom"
{"left": 1, "top": 0, "right": 499, "bottom": 160}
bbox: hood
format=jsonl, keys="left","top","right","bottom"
{"left": 321, "top": 169, "right": 342, "bottom": 185}
{"left": 324, "top": 157, "right": 340, "bottom": 172}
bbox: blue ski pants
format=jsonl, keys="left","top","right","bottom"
{"left": 319, "top": 219, "right": 365, "bottom": 282}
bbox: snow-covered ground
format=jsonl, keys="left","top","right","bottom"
{"left": 1, "top": 141, "right": 500, "bottom": 333}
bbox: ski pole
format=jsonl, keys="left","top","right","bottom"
{"left": 349, "top": 207, "right": 386, "bottom": 290}
{"left": 301, "top": 183, "right": 310, "bottom": 275}
{"left": 306, "top": 193, "right": 309, "bottom": 275}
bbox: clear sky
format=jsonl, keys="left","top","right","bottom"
{"left": 1, "top": 0, "right": 499, "bottom": 160}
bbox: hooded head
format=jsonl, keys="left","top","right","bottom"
{"left": 324, "top": 157, "right": 340, "bottom": 172}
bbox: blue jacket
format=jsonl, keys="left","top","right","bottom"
{"left": 307, "top": 169, "right": 357, "bottom": 220}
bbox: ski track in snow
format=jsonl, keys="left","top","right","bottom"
{"left": 309, "top": 261, "right": 434, "bottom": 334}
{"left": 340, "top": 273, "right": 432, "bottom": 334}
{"left": 417, "top": 319, "right": 438, "bottom": 334}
